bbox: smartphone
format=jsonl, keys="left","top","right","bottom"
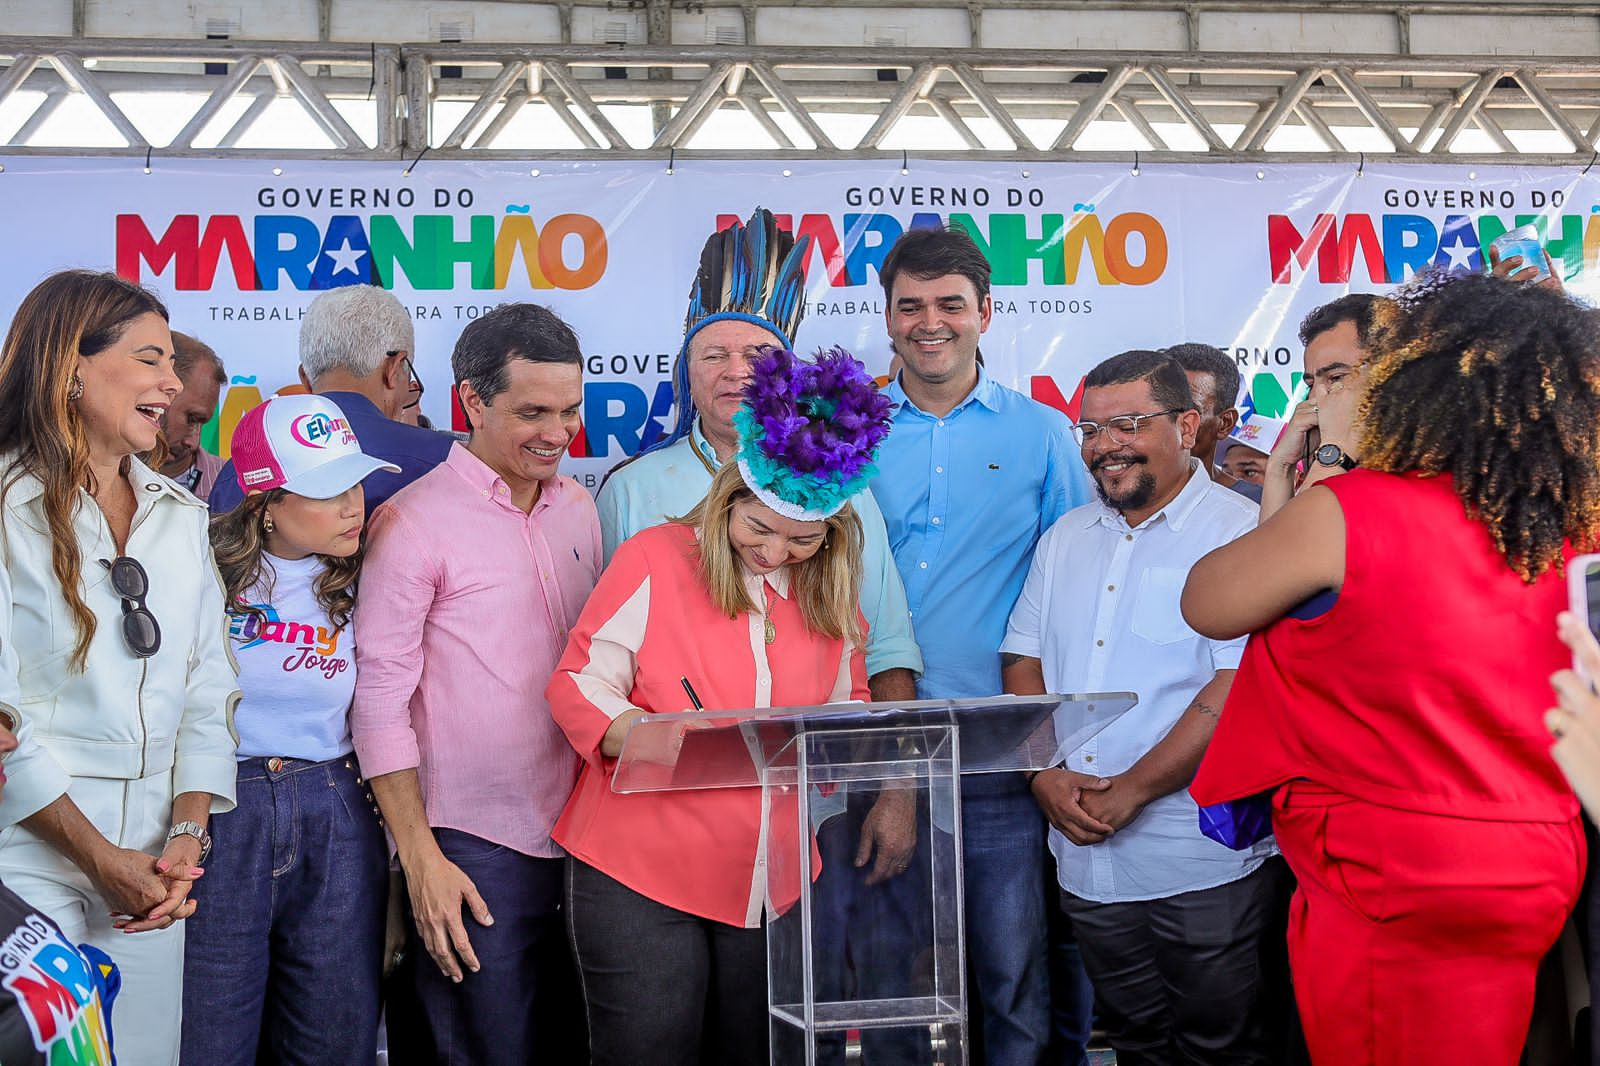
{"left": 1566, "top": 553, "right": 1600, "bottom": 678}
{"left": 1489, "top": 225, "right": 1551, "bottom": 281}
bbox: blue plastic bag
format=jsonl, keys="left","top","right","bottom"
{"left": 1197, "top": 794, "right": 1274, "bottom": 850}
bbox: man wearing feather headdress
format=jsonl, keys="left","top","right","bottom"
{"left": 597, "top": 208, "right": 923, "bottom": 710}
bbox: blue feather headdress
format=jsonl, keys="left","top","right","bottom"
{"left": 639, "top": 208, "right": 812, "bottom": 457}
{"left": 734, "top": 347, "right": 893, "bottom": 521}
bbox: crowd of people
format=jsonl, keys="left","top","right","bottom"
{"left": 0, "top": 208, "right": 1598, "bottom": 1066}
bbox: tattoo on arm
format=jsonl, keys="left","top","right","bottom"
{"left": 999, "top": 653, "right": 1027, "bottom": 669}
{"left": 1194, "top": 700, "right": 1220, "bottom": 718}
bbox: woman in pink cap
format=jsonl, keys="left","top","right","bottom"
{"left": 180, "top": 394, "right": 399, "bottom": 1066}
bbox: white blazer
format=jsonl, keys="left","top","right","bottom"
{"left": 0, "top": 454, "right": 240, "bottom": 828}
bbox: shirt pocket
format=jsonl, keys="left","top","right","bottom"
{"left": 1130, "top": 566, "right": 1193, "bottom": 646}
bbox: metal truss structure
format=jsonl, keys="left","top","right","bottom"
{"left": 6, "top": 29, "right": 1600, "bottom": 163}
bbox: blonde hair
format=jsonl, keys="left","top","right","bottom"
{"left": 676, "top": 462, "right": 865, "bottom": 647}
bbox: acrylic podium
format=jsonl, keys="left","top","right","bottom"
{"left": 611, "top": 692, "right": 1136, "bottom": 1066}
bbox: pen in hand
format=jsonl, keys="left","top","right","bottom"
{"left": 680, "top": 677, "right": 705, "bottom": 712}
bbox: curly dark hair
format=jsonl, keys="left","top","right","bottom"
{"left": 1358, "top": 274, "right": 1600, "bottom": 581}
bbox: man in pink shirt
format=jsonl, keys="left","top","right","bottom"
{"left": 351, "top": 303, "right": 600, "bottom": 1066}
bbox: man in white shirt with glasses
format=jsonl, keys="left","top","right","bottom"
{"left": 1001, "top": 349, "right": 1279, "bottom": 1066}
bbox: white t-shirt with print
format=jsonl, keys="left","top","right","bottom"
{"left": 228, "top": 553, "right": 357, "bottom": 761}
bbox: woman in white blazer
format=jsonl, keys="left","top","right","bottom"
{"left": 0, "top": 270, "right": 239, "bottom": 1066}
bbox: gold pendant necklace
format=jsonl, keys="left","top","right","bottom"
{"left": 764, "top": 617, "right": 777, "bottom": 645}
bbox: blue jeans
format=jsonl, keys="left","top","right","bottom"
{"left": 960, "top": 772, "right": 1050, "bottom": 1066}
{"left": 393, "top": 830, "right": 582, "bottom": 1066}
{"left": 180, "top": 755, "right": 388, "bottom": 1066}
{"left": 813, "top": 793, "right": 935, "bottom": 1065}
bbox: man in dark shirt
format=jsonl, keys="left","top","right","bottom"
{"left": 209, "top": 285, "right": 451, "bottom": 516}
{"left": 1164, "top": 342, "right": 1264, "bottom": 505}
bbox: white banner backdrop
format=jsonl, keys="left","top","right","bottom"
{"left": 2, "top": 156, "right": 1596, "bottom": 489}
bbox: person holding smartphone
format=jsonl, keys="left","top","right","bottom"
{"left": 1183, "top": 272, "right": 1600, "bottom": 1066}
{"left": 1259, "top": 294, "right": 1378, "bottom": 522}
{"left": 1487, "top": 229, "right": 1564, "bottom": 292}
{"left": 1547, "top": 611, "right": 1600, "bottom": 820}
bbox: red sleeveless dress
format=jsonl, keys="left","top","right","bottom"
{"left": 1192, "top": 470, "right": 1583, "bottom": 1065}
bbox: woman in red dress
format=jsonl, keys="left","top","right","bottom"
{"left": 1183, "top": 273, "right": 1600, "bottom": 1065}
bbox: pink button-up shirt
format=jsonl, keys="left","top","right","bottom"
{"left": 352, "top": 443, "right": 601, "bottom": 858}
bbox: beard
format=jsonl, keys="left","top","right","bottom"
{"left": 1092, "top": 455, "right": 1157, "bottom": 514}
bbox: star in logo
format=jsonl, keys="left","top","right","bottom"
{"left": 1438, "top": 234, "right": 1478, "bottom": 273}
{"left": 1235, "top": 388, "right": 1257, "bottom": 429}
{"left": 323, "top": 238, "right": 368, "bottom": 277}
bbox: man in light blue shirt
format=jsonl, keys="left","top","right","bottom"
{"left": 870, "top": 226, "right": 1095, "bottom": 1066}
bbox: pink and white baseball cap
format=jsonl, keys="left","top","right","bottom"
{"left": 231, "top": 394, "right": 399, "bottom": 499}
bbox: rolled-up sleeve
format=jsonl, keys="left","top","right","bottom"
{"left": 547, "top": 540, "right": 652, "bottom": 765}
{"left": 1000, "top": 523, "right": 1055, "bottom": 660}
{"left": 0, "top": 559, "right": 69, "bottom": 828}
{"left": 853, "top": 488, "right": 923, "bottom": 678}
{"left": 351, "top": 503, "right": 438, "bottom": 778}
{"left": 174, "top": 524, "right": 242, "bottom": 813}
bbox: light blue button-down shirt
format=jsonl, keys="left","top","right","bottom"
{"left": 872, "top": 368, "right": 1094, "bottom": 699}
{"left": 595, "top": 419, "right": 924, "bottom": 680}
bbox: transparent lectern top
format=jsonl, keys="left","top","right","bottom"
{"left": 610, "top": 691, "right": 1136, "bottom": 794}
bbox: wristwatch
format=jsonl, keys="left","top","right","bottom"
{"left": 166, "top": 821, "right": 213, "bottom": 864}
{"left": 1313, "top": 443, "right": 1358, "bottom": 471}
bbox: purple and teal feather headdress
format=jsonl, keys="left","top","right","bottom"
{"left": 734, "top": 347, "right": 893, "bottom": 521}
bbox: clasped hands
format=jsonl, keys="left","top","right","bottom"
{"left": 99, "top": 832, "right": 205, "bottom": 933}
{"left": 1030, "top": 767, "right": 1152, "bottom": 846}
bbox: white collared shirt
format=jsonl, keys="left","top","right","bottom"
{"left": 1001, "top": 458, "right": 1274, "bottom": 903}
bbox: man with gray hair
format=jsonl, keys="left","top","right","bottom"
{"left": 209, "top": 284, "right": 451, "bottom": 515}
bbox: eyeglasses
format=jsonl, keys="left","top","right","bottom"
{"left": 391, "top": 351, "right": 424, "bottom": 411}
{"left": 100, "top": 556, "right": 160, "bottom": 658}
{"left": 1072, "top": 408, "right": 1186, "bottom": 447}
